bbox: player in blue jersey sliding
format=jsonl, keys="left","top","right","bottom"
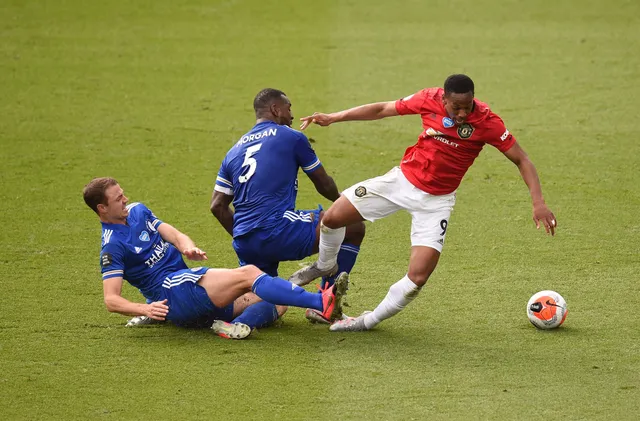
{"left": 210, "top": 88, "right": 366, "bottom": 324}
{"left": 83, "top": 177, "right": 348, "bottom": 339}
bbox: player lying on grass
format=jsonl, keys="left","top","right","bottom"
{"left": 210, "top": 88, "right": 366, "bottom": 324}
{"left": 291, "top": 74, "right": 557, "bottom": 332}
{"left": 83, "top": 177, "right": 348, "bottom": 339}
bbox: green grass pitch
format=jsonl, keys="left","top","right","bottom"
{"left": 1, "top": 0, "right": 639, "bottom": 419}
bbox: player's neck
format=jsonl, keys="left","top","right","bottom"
{"left": 100, "top": 215, "right": 127, "bottom": 225}
{"left": 255, "top": 117, "right": 276, "bottom": 125}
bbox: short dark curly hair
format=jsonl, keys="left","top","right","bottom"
{"left": 444, "top": 74, "right": 474, "bottom": 95}
{"left": 253, "top": 88, "right": 287, "bottom": 115}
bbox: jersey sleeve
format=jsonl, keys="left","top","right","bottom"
{"left": 140, "top": 203, "right": 163, "bottom": 231}
{"left": 396, "top": 89, "right": 433, "bottom": 115}
{"left": 294, "top": 133, "right": 322, "bottom": 174}
{"left": 100, "top": 243, "right": 125, "bottom": 281}
{"left": 484, "top": 114, "right": 517, "bottom": 152}
{"left": 396, "top": 88, "right": 444, "bottom": 116}
{"left": 214, "top": 156, "right": 234, "bottom": 196}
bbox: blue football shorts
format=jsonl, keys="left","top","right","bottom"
{"left": 232, "top": 206, "right": 322, "bottom": 276}
{"left": 159, "top": 267, "right": 234, "bottom": 327}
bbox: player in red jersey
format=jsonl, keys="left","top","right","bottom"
{"left": 290, "top": 74, "right": 557, "bottom": 331}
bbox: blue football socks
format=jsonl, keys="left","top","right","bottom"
{"left": 232, "top": 301, "right": 279, "bottom": 329}
{"left": 252, "top": 274, "right": 323, "bottom": 310}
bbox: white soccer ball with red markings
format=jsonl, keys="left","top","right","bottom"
{"left": 527, "top": 290, "right": 568, "bottom": 329}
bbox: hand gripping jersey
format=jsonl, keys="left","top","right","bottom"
{"left": 395, "top": 87, "right": 516, "bottom": 195}
{"left": 214, "top": 121, "right": 322, "bottom": 238}
{"left": 99, "top": 202, "right": 187, "bottom": 301}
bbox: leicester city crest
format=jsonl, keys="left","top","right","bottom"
{"left": 457, "top": 123, "right": 474, "bottom": 139}
{"left": 139, "top": 231, "right": 150, "bottom": 242}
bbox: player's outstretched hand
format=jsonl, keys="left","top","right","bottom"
{"left": 183, "top": 247, "right": 208, "bottom": 261}
{"left": 145, "top": 299, "right": 169, "bottom": 321}
{"left": 300, "top": 112, "right": 333, "bottom": 130}
{"left": 533, "top": 203, "right": 557, "bottom": 236}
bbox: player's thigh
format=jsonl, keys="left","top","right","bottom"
{"left": 197, "top": 266, "right": 262, "bottom": 308}
{"left": 408, "top": 196, "right": 455, "bottom": 252}
{"left": 340, "top": 170, "right": 405, "bottom": 224}
{"left": 321, "top": 196, "right": 366, "bottom": 229}
{"left": 162, "top": 268, "right": 234, "bottom": 325}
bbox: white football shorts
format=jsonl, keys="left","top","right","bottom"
{"left": 342, "top": 166, "right": 456, "bottom": 252}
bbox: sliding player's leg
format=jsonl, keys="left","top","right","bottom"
{"left": 196, "top": 265, "right": 347, "bottom": 321}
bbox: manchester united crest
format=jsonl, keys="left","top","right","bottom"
{"left": 354, "top": 186, "right": 367, "bottom": 197}
{"left": 457, "top": 123, "right": 474, "bottom": 139}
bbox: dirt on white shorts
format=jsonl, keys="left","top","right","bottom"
{"left": 342, "top": 166, "right": 456, "bottom": 252}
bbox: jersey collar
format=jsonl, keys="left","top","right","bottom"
{"left": 101, "top": 220, "right": 130, "bottom": 232}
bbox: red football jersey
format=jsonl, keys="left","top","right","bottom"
{"left": 395, "top": 87, "right": 516, "bottom": 195}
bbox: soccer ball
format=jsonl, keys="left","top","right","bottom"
{"left": 526, "top": 290, "right": 568, "bottom": 329}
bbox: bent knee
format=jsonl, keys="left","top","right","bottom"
{"left": 276, "top": 305, "right": 288, "bottom": 318}
{"left": 321, "top": 210, "right": 340, "bottom": 228}
{"left": 239, "top": 265, "right": 263, "bottom": 280}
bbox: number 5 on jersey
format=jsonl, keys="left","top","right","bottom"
{"left": 239, "top": 144, "right": 262, "bottom": 183}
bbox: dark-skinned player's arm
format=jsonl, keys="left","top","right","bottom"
{"left": 210, "top": 190, "right": 234, "bottom": 236}
{"left": 306, "top": 165, "right": 340, "bottom": 202}
{"left": 103, "top": 276, "right": 169, "bottom": 320}
{"left": 503, "top": 142, "right": 557, "bottom": 236}
{"left": 300, "top": 101, "right": 399, "bottom": 130}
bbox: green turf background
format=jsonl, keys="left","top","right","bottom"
{"left": 1, "top": 0, "right": 638, "bottom": 419}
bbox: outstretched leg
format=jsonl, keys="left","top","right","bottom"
{"left": 330, "top": 246, "right": 440, "bottom": 332}
{"left": 197, "top": 265, "right": 347, "bottom": 321}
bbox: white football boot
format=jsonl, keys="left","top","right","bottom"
{"left": 211, "top": 320, "right": 252, "bottom": 339}
{"left": 289, "top": 262, "right": 339, "bottom": 286}
{"left": 125, "top": 316, "right": 165, "bottom": 327}
{"left": 329, "top": 311, "right": 372, "bottom": 332}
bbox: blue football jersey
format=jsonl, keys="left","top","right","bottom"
{"left": 99, "top": 202, "right": 187, "bottom": 301}
{"left": 215, "top": 121, "right": 321, "bottom": 237}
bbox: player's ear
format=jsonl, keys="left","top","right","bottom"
{"left": 270, "top": 102, "right": 280, "bottom": 117}
{"left": 97, "top": 203, "right": 107, "bottom": 214}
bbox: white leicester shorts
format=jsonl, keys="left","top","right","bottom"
{"left": 342, "top": 166, "right": 456, "bottom": 252}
